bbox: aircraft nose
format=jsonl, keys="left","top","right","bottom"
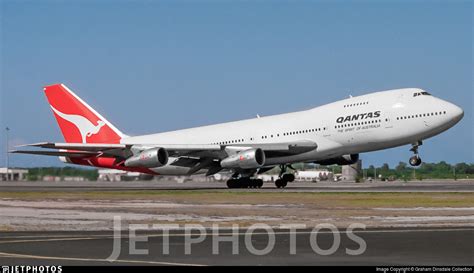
{"left": 449, "top": 103, "right": 464, "bottom": 123}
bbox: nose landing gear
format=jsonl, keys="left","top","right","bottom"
{"left": 409, "top": 141, "right": 423, "bottom": 167}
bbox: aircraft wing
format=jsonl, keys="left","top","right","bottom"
{"left": 12, "top": 140, "right": 317, "bottom": 160}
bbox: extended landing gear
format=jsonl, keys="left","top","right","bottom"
{"left": 226, "top": 178, "right": 264, "bottom": 189}
{"left": 275, "top": 164, "right": 296, "bottom": 188}
{"left": 275, "top": 174, "right": 295, "bottom": 189}
{"left": 409, "top": 141, "right": 423, "bottom": 167}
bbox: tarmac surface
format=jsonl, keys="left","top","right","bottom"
{"left": 0, "top": 179, "right": 473, "bottom": 192}
{"left": 0, "top": 227, "right": 472, "bottom": 266}
{"left": 1, "top": 180, "right": 472, "bottom": 265}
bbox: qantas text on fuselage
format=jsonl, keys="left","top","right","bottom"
{"left": 336, "top": 111, "right": 381, "bottom": 123}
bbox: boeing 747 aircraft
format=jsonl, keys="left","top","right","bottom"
{"left": 13, "top": 84, "right": 464, "bottom": 188}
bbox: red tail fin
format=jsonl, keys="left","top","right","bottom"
{"left": 44, "top": 84, "right": 126, "bottom": 144}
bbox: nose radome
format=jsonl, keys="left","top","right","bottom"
{"left": 450, "top": 103, "right": 464, "bottom": 122}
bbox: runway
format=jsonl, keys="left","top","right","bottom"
{"left": 0, "top": 227, "right": 472, "bottom": 266}
{"left": 1, "top": 179, "right": 473, "bottom": 192}
{"left": 1, "top": 180, "right": 472, "bottom": 265}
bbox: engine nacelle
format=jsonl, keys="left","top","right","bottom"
{"left": 124, "top": 147, "right": 169, "bottom": 168}
{"left": 315, "top": 154, "right": 359, "bottom": 166}
{"left": 221, "top": 148, "right": 266, "bottom": 169}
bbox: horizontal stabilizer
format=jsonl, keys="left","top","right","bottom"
{"left": 10, "top": 150, "right": 100, "bottom": 157}
{"left": 19, "top": 142, "right": 128, "bottom": 151}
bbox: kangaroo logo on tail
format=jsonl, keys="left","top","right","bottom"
{"left": 44, "top": 83, "right": 127, "bottom": 144}
{"left": 51, "top": 106, "right": 106, "bottom": 143}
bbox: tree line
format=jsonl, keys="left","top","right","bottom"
{"left": 365, "top": 161, "right": 474, "bottom": 180}
{"left": 294, "top": 161, "right": 473, "bottom": 180}
{"left": 22, "top": 161, "right": 474, "bottom": 181}
{"left": 26, "top": 167, "right": 98, "bottom": 181}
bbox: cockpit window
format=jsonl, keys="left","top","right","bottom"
{"left": 413, "top": 91, "right": 431, "bottom": 97}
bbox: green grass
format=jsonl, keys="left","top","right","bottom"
{"left": 1, "top": 191, "right": 472, "bottom": 208}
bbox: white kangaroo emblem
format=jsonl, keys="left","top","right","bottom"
{"left": 51, "top": 106, "right": 106, "bottom": 143}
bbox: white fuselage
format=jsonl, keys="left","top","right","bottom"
{"left": 121, "top": 88, "right": 464, "bottom": 175}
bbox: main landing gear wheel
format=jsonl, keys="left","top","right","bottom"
{"left": 409, "top": 141, "right": 423, "bottom": 167}
{"left": 226, "top": 178, "right": 264, "bottom": 189}
{"left": 274, "top": 164, "right": 295, "bottom": 188}
{"left": 275, "top": 179, "right": 287, "bottom": 189}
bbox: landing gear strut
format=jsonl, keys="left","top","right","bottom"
{"left": 409, "top": 141, "right": 422, "bottom": 167}
{"left": 274, "top": 164, "right": 295, "bottom": 188}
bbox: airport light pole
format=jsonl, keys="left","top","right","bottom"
{"left": 5, "top": 127, "right": 9, "bottom": 181}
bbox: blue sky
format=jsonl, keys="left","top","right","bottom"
{"left": 1, "top": 0, "right": 472, "bottom": 168}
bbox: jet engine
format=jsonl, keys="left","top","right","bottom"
{"left": 315, "top": 154, "right": 359, "bottom": 166}
{"left": 124, "top": 147, "right": 169, "bottom": 168}
{"left": 221, "top": 148, "right": 266, "bottom": 169}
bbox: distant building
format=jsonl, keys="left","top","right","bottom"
{"left": 296, "top": 170, "right": 333, "bottom": 182}
{"left": 0, "top": 168, "right": 28, "bottom": 181}
{"left": 63, "top": 176, "right": 86, "bottom": 182}
{"left": 41, "top": 175, "right": 87, "bottom": 182}
{"left": 42, "top": 175, "right": 62, "bottom": 182}
{"left": 98, "top": 169, "right": 141, "bottom": 181}
{"left": 341, "top": 160, "right": 362, "bottom": 181}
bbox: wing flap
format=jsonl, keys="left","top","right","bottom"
{"left": 226, "top": 140, "right": 317, "bottom": 156}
